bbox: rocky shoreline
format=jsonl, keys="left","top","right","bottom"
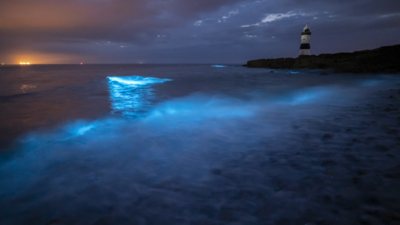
{"left": 246, "top": 44, "right": 400, "bottom": 74}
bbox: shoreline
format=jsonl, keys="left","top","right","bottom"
{"left": 246, "top": 44, "right": 400, "bottom": 74}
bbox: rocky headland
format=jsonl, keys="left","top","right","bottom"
{"left": 246, "top": 44, "right": 400, "bottom": 73}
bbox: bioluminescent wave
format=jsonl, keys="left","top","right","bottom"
{"left": 359, "top": 78, "right": 386, "bottom": 87}
{"left": 108, "top": 76, "right": 172, "bottom": 117}
{"left": 146, "top": 94, "right": 254, "bottom": 121}
{"left": 59, "top": 122, "right": 97, "bottom": 141}
{"left": 286, "top": 88, "right": 332, "bottom": 106}
{"left": 212, "top": 65, "right": 227, "bottom": 68}
{"left": 108, "top": 76, "right": 172, "bottom": 87}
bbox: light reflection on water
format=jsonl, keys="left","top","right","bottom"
{"left": 108, "top": 76, "right": 172, "bottom": 117}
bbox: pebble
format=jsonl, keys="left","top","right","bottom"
{"left": 322, "top": 133, "right": 333, "bottom": 140}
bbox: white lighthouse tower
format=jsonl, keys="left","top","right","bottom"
{"left": 300, "top": 24, "right": 311, "bottom": 56}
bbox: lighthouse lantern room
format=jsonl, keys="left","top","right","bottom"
{"left": 300, "top": 24, "right": 311, "bottom": 56}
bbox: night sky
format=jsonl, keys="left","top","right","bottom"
{"left": 1, "top": 0, "right": 400, "bottom": 64}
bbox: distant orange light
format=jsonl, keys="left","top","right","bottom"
{"left": 80, "top": 62, "right": 83, "bottom": 65}
{"left": 27, "top": 62, "right": 30, "bottom": 65}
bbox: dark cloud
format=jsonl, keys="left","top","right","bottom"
{"left": 0, "top": 0, "right": 399, "bottom": 63}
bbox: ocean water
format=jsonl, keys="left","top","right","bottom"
{"left": 0, "top": 64, "right": 400, "bottom": 225}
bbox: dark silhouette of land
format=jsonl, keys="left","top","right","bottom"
{"left": 246, "top": 44, "right": 400, "bottom": 73}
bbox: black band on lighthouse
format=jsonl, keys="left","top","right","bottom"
{"left": 301, "top": 31, "right": 312, "bottom": 35}
{"left": 300, "top": 43, "right": 310, "bottom": 49}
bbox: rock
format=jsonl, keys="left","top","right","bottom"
{"left": 386, "top": 129, "right": 399, "bottom": 135}
{"left": 385, "top": 107, "right": 398, "bottom": 112}
{"left": 46, "top": 219, "right": 60, "bottom": 225}
{"left": 360, "top": 214, "right": 382, "bottom": 225}
{"left": 93, "top": 216, "right": 113, "bottom": 225}
{"left": 218, "top": 207, "right": 237, "bottom": 222}
{"left": 323, "top": 195, "right": 332, "bottom": 204}
{"left": 346, "top": 154, "right": 360, "bottom": 162}
{"left": 315, "top": 220, "right": 331, "bottom": 225}
{"left": 352, "top": 177, "right": 362, "bottom": 184}
{"left": 379, "top": 209, "right": 400, "bottom": 221}
{"left": 383, "top": 172, "right": 400, "bottom": 179}
{"left": 356, "top": 169, "right": 369, "bottom": 176}
{"left": 322, "top": 133, "right": 333, "bottom": 140}
{"left": 199, "top": 204, "right": 219, "bottom": 217}
{"left": 325, "top": 170, "right": 336, "bottom": 177}
{"left": 377, "top": 145, "right": 389, "bottom": 152}
{"left": 387, "top": 154, "right": 396, "bottom": 158}
{"left": 365, "top": 196, "right": 379, "bottom": 205}
{"left": 246, "top": 44, "right": 400, "bottom": 74}
{"left": 320, "top": 71, "right": 330, "bottom": 76}
{"left": 211, "top": 168, "right": 222, "bottom": 175}
{"left": 321, "top": 160, "right": 337, "bottom": 167}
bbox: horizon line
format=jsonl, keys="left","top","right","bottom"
{"left": 1, "top": 63, "right": 243, "bottom": 65}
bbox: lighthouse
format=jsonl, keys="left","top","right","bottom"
{"left": 300, "top": 24, "right": 311, "bottom": 56}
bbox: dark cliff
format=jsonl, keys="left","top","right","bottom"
{"left": 247, "top": 44, "right": 400, "bottom": 73}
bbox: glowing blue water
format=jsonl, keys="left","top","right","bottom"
{"left": 146, "top": 94, "right": 254, "bottom": 122}
{"left": 359, "top": 78, "right": 385, "bottom": 87}
{"left": 212, "top": 65, "right": 227, "bottom": 68}
{"left": 108, "top": 76, "right": 172, "bottom": 87}
{"left": 108, "top": 76, "right": 172, "bottom": 117}
{"left": 74, "top": 124, "right": 95, "bottom": 136}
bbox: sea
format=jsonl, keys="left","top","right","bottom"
{"left": 0, "top": 64, "right": 400, "bottom": 225}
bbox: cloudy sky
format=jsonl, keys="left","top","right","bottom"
{"left": 0, "top": 0, "right": 399, "bottom": 64}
